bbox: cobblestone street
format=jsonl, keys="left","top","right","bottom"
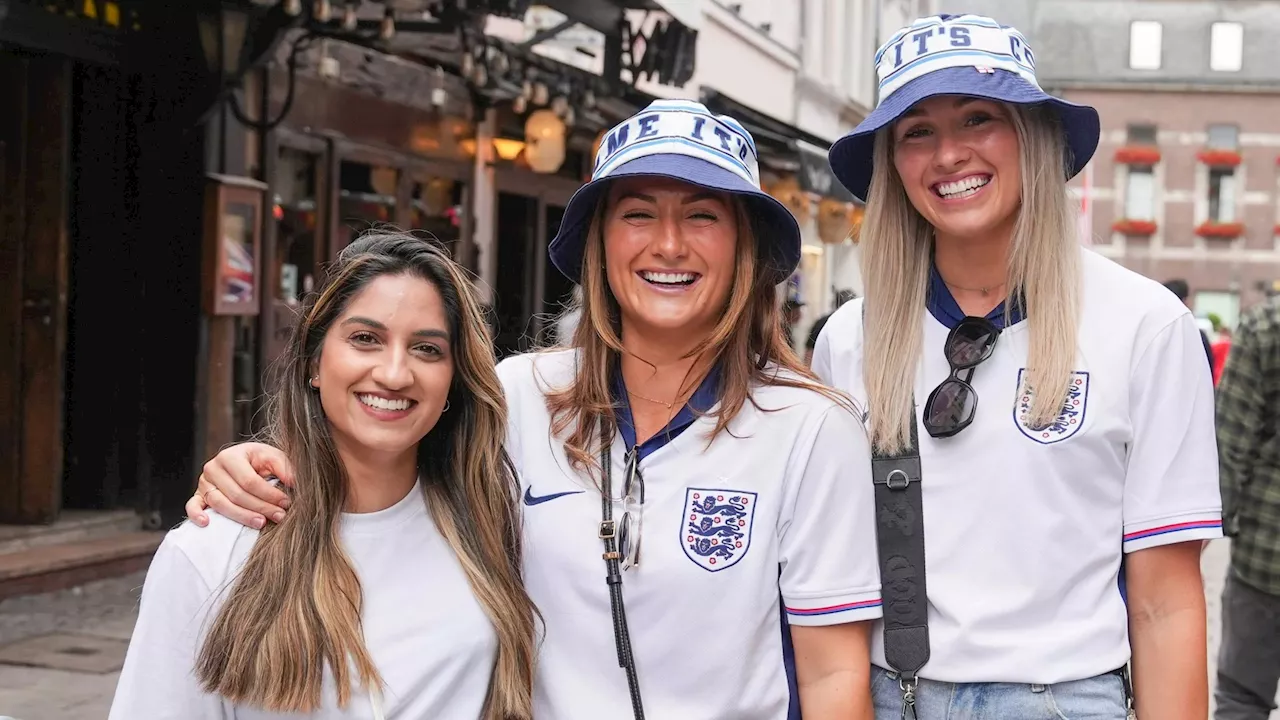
{"left": 0, "top": 539, "right": 1273, "bottom": 719}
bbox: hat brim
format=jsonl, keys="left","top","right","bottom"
{"left": 828, "top": 67, "right": 1100, "bottom": 202}
{"left": 548, "top": 154, "right": 801, "bottom": 285}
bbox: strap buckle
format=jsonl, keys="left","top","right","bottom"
{"left": 599, "top": 520, "right": 617, "bottom": 539}
{"left": 898, "top": 674, "right": 918, "bottom": 720}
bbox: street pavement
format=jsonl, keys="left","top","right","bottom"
{"left": 0, "top": 539, "right": 1274, "bottom": 719}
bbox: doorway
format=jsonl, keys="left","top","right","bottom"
{"left": 0, "top": 50, "right": 72, "bottom": 523}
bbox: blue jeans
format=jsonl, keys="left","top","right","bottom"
{"left": 871, "top": 666, "right": 1129, "bottom": 719}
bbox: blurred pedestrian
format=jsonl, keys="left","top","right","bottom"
{"left": 818, "top": 12, "right": 1221, "bottom": 719}
{"left": 1214, "top": 292, "right": 1280, "bottom": 720}
{"left": 1164, "top": 278, "right": 1216, "bottom": 378}
{"left": 805, "top": 289, "right": 856, "bottom": 366}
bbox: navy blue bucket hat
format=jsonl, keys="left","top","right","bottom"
{"left": 828, "top": 14, "right": 1101, "bottom": 202}
{"left": 548, "top": 99, "right": 801, "bottom": 285}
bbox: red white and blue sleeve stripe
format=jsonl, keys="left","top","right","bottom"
{"left": 784, "top": 591, "right": 883, "bottom": 626}
{"left": 1122, "top": 512, "right": 1223, "bottom": 553}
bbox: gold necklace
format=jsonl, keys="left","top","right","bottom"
{"left": 627, "top": 389, "right": 676, "bottom": 410}
{"left": 943, "top": 279, "right": 1007, "bottom": 297}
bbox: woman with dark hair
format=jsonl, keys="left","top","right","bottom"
{"left": 187, "top": 100, "right": 883, "bottom": 719}
{"left": 110, "top": 231, "right": 537, "bottom": 719}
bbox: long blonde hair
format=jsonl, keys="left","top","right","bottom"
{"left": 196, "top": 231, "right": 537, "bottom": 718}
{"left": 545, "top": 194, "right": 852, "bottom": 473}
{"left": 860, "top": 103, "right": 1081, "bottom": 454}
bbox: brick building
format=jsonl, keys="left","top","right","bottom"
{"left": 941, "top": 0, "right": 1280, "bottom": 325}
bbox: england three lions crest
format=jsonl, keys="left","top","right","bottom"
{"left": 682, "top": 488, "right": 757, "bottom": 572}
{"left": 1013, "top": 369, "right": 1090, "bottom": 444}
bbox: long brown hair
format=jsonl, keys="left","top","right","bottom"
{"left": 546, "top": 192, "right": 855, "bottom": 474}
{"left": 196, "top": 231, "right": 537, "bottom": 718}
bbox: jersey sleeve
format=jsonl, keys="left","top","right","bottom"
{"left": 108, "top": 535, "right": 231, "bottom": 719}
{"left": 1121, "top": 312, "right": 1224, "bottom": 553}
{"left": 778, "top": 404, "right": 883, "bottom": 626}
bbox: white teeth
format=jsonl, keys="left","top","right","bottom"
{"left": 641, "top": 271, "right": 697, "bottom": 285}
{"left": 936, "top": 175, "right": 991, "bottom": 198}
{"left": 358, "top": 394, "right": 412, "bottom": 411}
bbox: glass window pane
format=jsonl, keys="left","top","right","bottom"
{"left": 339, "top": 159, "right": 398, "bottom": 246}
{"left": 273, "top": 147, "right": 320, "bottom": 304}
{"left": 1207, "top": 124, "right": 1238, "bottom": 150}
{"left": 1125, "top": 169, "right": 1154, "bottom": 220}
{"left": 1210, "top": 22, "right": 1243, "bottom": 72}
{"left": 1127, "top": 124, "right": 1158, "bottom": 146}
{"left": 410, "top": 175, "right": 465, "bottom": 257}
{"left": 1210, "top": 169, "right": 1237, "bottom": 223}
{"left": 1130, "top": 21, "right": 1163, "bottom": 70}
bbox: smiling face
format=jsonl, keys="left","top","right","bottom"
{"left": 602, "top": 176, "right": 741, "bottom": 340}
{"left": 891, "top": 95, "right": 1023, "bottom": 244}
{"left": 314, "top": 272, "right": 453, "bottom": 463}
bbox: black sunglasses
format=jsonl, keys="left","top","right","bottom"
{"left": 922, "top": 316, "right": 1001, "bottom": 438}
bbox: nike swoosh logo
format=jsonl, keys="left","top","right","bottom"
{"left": 523, "top": 487, "right": 585, "bottom": 506}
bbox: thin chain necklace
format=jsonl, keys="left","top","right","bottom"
{"left": 943, "top": 278, "right": 1007, "bottom": 297}
{"left": 627, "top": 389, "right": 676, "bottom": 410}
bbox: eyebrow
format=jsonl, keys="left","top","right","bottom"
{"left": 341, "top": 316, "right": 450, "bottom": 340}
{"left": 900, "top": 97, "right": 984, "bottom": 119}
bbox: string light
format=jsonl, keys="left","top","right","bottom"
{"left": 379, "top": 8, "right": 395, "bottom": 40}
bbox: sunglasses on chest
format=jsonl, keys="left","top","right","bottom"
{"left": 922, "top": 315, "right": 1002, "bottom": 438}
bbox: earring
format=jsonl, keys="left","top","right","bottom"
{"left": 309, "top": 376, "right": 318, "bottom": 387}
{"left": 443, "top": 400, "right": 451, "bottom": 412}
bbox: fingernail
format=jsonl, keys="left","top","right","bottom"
{"left": 198, "top": 515, "right": 209, "bottom": 526}
{"left": 272, "top": 511, "right": 286, "bottom": 523}
{"left": 251, "top": 517, "right": 266, "bottom": 529}
{"left": 279, "top": 498, "right": 291, "bottom": 510}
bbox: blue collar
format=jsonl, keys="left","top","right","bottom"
{"left": 612, "top": 363, "right": 722, "bottom": 460}
{"left": 926, "top": 263, "right": 1025, "bottom": 330}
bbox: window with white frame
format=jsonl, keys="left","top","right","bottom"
{"left": 1129, "top": 20, "right": 1163, "bottom": 70}
{"left": 1207, "top": 123, "right": 1239, "bottom": 150}
{"left": 1210, "top": 22, "right": 1244, "bottom": 72}
{"left": 1125, "top": 167, "right": 1156, "bottom": 221}
{"left": 1127, "top": 123, "right": 1158, "bottom": 146}
{"left": 1208, "top": 168, "right": 1237, "bottom": 223}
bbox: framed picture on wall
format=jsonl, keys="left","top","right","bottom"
{"left": 203, "top": 174, "right": 267, "bottom": 316}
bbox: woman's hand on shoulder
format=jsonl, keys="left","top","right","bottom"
{"left": 186, "top": 442, "right": 295, "bottom": 530}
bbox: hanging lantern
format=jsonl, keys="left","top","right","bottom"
{"left": 848, "top": 203, "right": 867, "bottom": 244}
{"left": 524, "top": 109, "right": 567, "bottom": 174}
{"left": 767, "top": 176, "right": 811, "bottom": 225}
{"left": 816, "top": 198, "right": 853, "bottom": 244}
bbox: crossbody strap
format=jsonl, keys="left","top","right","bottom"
{"left": 598, "top": 423, "right": 645, "bottom": 719}
{"left": 863, "top": 304, "right": 930, "bottom": 714}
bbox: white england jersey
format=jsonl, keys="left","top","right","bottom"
{"left": 110, "top": 482, "right": 499, "bottom": 719}
{"left": 498, "top": 349, "right": 882, "bottom": 719}
{"left": 812, "top": 247, "right": 1223, "bottom": 684}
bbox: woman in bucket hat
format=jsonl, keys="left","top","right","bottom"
{"left": 815, "top": 14, "right": 1222, "bottom": 719}
{"left": 187, "top": 99, "right": 883, "bottom": 719}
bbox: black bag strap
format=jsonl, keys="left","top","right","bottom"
{"left": 598, "top": 423, "right": 645, "bottom": 719}
{"left": 863, "top": 304, "right": 930, "bottom": 714}
{"left": 871, "top": 409, "right": 930, "bottom": 678}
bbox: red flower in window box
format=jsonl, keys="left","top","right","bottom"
{"left": 1112, "top": 219, "right": 1157, "bottom": 236}
{"left": 1195, "top": 221, "right": 1244, "bottom": 239}
{"left": 1114, "top": 146, "right": 1162, "bottom": 165}
{"left": 1196, "top": 149, "right": 1242, "bottom": 167}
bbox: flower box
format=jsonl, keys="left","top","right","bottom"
{"left": 1195, "top": 221, "right": 1244, "bottom": 239}
{"left": 1196, "top": 149, "right": 1242, "bottom": 167}
{"left": 1112, "top": 219, "right": 1157, "bottom": 236}
{"left": 1114, "top": 146, "right": 1162, "bottom": 165}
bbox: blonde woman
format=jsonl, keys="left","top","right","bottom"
{"left": 815, "top": 14, "right": 1222, "bottom": 720}
{"left": 110, "top": 232, "right": 536, "bottom": 719}
{"left": 188, "top": 100, "right": 883, "bottom": 719}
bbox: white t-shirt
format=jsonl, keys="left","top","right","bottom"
{"left": 109, "top": 481, "right": 498, "bottom": 719}
{"left": 812, "top": 247, "right": 1223, "bottom": 684}
{"left": 497, "top": 349, "right": 883, "bottom": 720}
